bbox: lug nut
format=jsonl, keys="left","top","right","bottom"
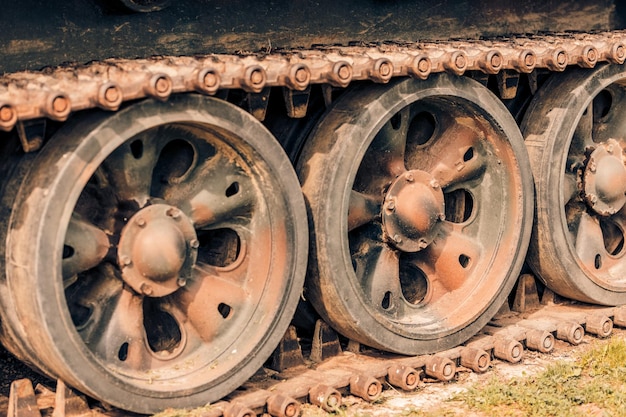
{"left": 190, "top": 239, "right": 200, "bottom": 249}
{"left": 140, "top": 282, "right": 153, "bottom": 296}
{"left": 121, "top": 256, "right": 132, "bottom": 266}
{"left": 135, "top": 217, "right": 146, "bottom": 227}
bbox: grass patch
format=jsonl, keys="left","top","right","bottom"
{"left": 451, "top": 337, "right": 626, "bottom": 417}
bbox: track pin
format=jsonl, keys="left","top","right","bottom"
{"left": 424, "top": 355, "right": 456, "bottom": 381}
{"left": 266, "top": 393, "right": 300, "bottom": 417}
{"left": 556, "top": 322, "right": 584, "bottom": 345}
{"left": 585, "top": 315, "right": 613, "bottom": 338}
{"left": 493, "top": 338, "right": 524, "bottom": 363}
{"left": 349, "top": 375, "right": 382, "bottom": 402}
{"left": 387, "top": 363, "right": 421, "bottom": 390}
{"left": 309, "top": 384, "right": 341, "bottom": 412}
{"left": 524, "top": 329, "right": 555, "bottom": 353}
{"left": 460, "top": 347, "right": 491, "bottom": 373}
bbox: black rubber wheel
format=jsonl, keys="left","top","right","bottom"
{"left": 522, "top": 63, "right": 626, "bottom": 305}
{"left": 297, "top": 75, "right": 533, "bottom": 354}
{"left": 1, "top": 95, "right": 307, "bottom": 413}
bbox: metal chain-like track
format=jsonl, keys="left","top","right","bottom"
{"left": 4, "top": 277, "right": 626, "bottom": 417}
{"left": 1, "top": 31, "right": 626, "bottom": 136}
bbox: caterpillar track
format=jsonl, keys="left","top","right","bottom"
{"left": 4, "top": 282, "right": 626, "bottom": 417}
{"left": 3, "top": 1, "right": 626, "bottom": 415}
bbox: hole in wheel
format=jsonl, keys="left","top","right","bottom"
{"left": 390, "top": 113, "right": 402, "bottom": 130}
{"left": 226, "top": 182, "right": 240, "bottom": 197}
{"left": 197, "top": 228, "right": 241, "bottom": 267}
{"left": 444, "top": 189, "right": 474, "bottom": 223}
{"left": 600, "top": 218, "right": 624, "bottom": 255}
{"left": 593, "top": 89, "right": 612, "bottom": 124}
{"left": 151, "top": 138, "right": 196, "bottom": 194}
{"left": 218, "top": 303, "right": 232, "bottom": 319}
{"left": 463, "top": 147, "right": 474, "bottom": 162}
{"left": 381, "top": 291, "right": 392, "bottom": 309}
{"left": 119, "top": 343, "right": 129, "bottom": 361}
{"left": 130, "top": 140, "right": 143, "bottom": 159}
{"left": 407, "top": 111, "right": 436, "bottom": 146}
{"left": 594, "top": 254, "right": 602, "bottom": 269}
{"left": 143, "top": 300, "right": 182, "bottom": 354}
{"left": 459, "top": 254, "right": 470, "bottom": 268}
{"left": 63, "top": 245, "right": 75, "bottom": 259}
{"left": 399, "top": 262, "right": 429, "bottom": 305}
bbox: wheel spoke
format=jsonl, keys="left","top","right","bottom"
{"left": 410, "top": 120, "right": 487, "bottom": 191}
{"left": 63, "top": 216, "right": 110, "bottom": 280}
{"left": 354, "top": 108, "right": 409, "bottom": 191}
{"left": 71, "top": 276, "right": 152, "bottom": 369}
{"left": 174, "top": 263, "right": 250, "bottom": 343}
{"left": 101, "top": 131, "right": 160, "bottom": 207}
{"left": 354, "top": 242, "right": 401, "bottom": 311}
{"left": 563, "top": 171, "right": 581, "bottom": 205}
{"left": 348, "top": 190, "right": 381, "bottom": 231}
{"left": 165, "top": 153, "right": 256, "bottom": 228}
{"left": 574, "top": 212, "right": 608, "bottom": 270}
{"left": 570, "top": 103, "right": 594, "bottom": 158}
{"left": 412, "top": 222, "right": 482, "bottom": 296}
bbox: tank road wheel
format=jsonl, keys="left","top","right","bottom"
{"left": 3, "top": 95, "right": 307, "bottom": 413}
{"left": 523, "top": 64, "right": 626, "bottom": 305}
{"left": 297, "top": 75, "right": 532, "bottom": 354}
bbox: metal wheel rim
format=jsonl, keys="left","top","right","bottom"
{"left": 6, "top": 95, "right": 307, "bottom": 412}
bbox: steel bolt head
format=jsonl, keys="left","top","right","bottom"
{"left": 52, "top": 96, "right": 69, "bottom": 113}
{"left": 0, "top": 105, "right": 15, "bottom": 122}
{"left": 140, "top": 282, "right": 153, "bottom": 296}
{"left": 418, "top": 238, "right": 428, "bottom": 249}
{"left": 155, "top": 77, "right": 170, "bottom": 94}
{"left": 177, "top": 278, "right": 187, "bottom": 287}
{"left": 418, "top": 58, "right": 430, "bottom": 73}
{"left": 429, "top": 179, "right": 440, "bottom": 189}
{"left": 455, "top": 54, "right": 466, "bottom": 69}
{"left": 386, "top": 199, "right": 396, "bottom": 211}
{"left": 607, "top": 144, "right": 614, "bottom": 154}
{"left": 379, "top": 62, "right": 392, "bottom": 77}
{"left": 190, "top": 238, "right": 200, "bottom": 249}
{"left": 295, "top": 67, "right": 308, "bottom": 83}
{"left": 121, "top": 255, "right": 132, "bottom": 266}
{"left": 166, "top": 207, "right": 181, "bottom": 219}
{"left": 405, "top": 173, "right": 414, "bottom": 182}
{"left": 135, "top": 217, "right": 146, "bottom": 227}
{"left": 393, "top": 234, "right": 402, "bottom": 243}
{"left": 203, "top": 71, "right": 218, "bottom": 88}
{"left": 104, "top": 86, "right": 120, "bottom": 103}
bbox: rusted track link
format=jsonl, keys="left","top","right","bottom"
{"left": 6, "top": 302, "right": 626, "bottom": 417}
{"left": 1, "top": 31, "right": 626, "bottom": 134}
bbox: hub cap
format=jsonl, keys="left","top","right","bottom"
{"left": 583, "top": 139, "right": 626, "bottom": 217}
{"left": 382, "top": 170, "right": 445, "bottom": 252}
{"left": 118, "top": 204, "right": 198, "bottom": 297}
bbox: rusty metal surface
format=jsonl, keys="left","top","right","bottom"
{"left": 1, "top": 31, "right": 626, "bottom": 135}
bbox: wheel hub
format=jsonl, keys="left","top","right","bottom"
{"left": 118, "top": 204, "right": 199, "bottom": 297}
{"left": 583, "top": 139, "right": 626, "bottom": 216}
{"left": 382, "top": 170, "right": 445, "bottom": 252}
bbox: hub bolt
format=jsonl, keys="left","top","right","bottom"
{"left": 177, "top": 278, "right": 187, "bottom": 287}
{"left": 386, "top": 200, "right": 396, "bottom": 212}
{"left": 405, "top": 173, "right": 414, "bottom": 182}
{"left": 135, "top": 217, "right": 146, "bottom": 227}
{"left": 429, "top": 179, "right": 440, "bottom": 189}
{"left": 190, "top": 239, "right": 200, "bottom": 249}
{"left": 140, "top": 282, "right": 154, "bottom": 296}
{"left": 121, "top": 255, "right": 132, "bottom": 266}
{"left": 393, "top": 234, "right": 402, "bottom": 243}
